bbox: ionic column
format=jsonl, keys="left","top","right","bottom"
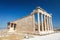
{"left": 13, "top": 23, "right": 15, "bottom": 29}
{"left": 47, "top": 16, "right": 49, "bottom": 31}
{"left": 41, "top": 14, "right": 44, "bottom": 31}
{"left": 49, "top": 17, "right": 51, "bottom": 31}
{"left": 44, "top": 15, "right": 47, "bottom": 31}
{"left": 51, "top": 17, "right": 53, "bottom": 31}
{"left": 46, "top": 16, "right": 48, "bottom": 31}
{"left": 50, "top": 17, "right": 53, "bottom": 31}
{"left": 50, "top": 17, "right": 51, "bottom": 31}
{"left": 38, "top": 12, "right": 40, "bottom": 33}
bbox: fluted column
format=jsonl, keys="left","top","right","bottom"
{"left": 50, "top": 17, "right": 52, "bottom": 31}
{"left": 13, "top": 24, "right": 14, "bottom": 28}
{"left": 43, "top": 14, "right": 45, "bottom": 31}
{"left": 44, "top": 15, "right": 47, "bottom": 31}
{"left": 47, "top": 16, "right": 49, "bottom": 31}
{"left": 50, "top": 17, "right": 53, "bottom": 31}
{"left": 46, "top": 16, "right": 48, "bottom": 31}
{"left": 48, "top": 16, "right": 51, "bottom": 31}
{"left": 41, "top": 14, "right": 44, "bottom": 31}
{"left": 48, "top": 16, "right": 49, "bottom": 31}
{"left": 38, "top": 12, "right": 40, "bottom": 33}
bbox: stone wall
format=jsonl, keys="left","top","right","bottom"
{"left": 12, "top": 15, "right": 34, "bottom": 33}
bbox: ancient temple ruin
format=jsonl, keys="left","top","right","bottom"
{"left": 7, "top": 7, "right": 54, "bottom": 34}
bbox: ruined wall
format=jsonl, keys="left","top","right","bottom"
{"left": 12, "top": 15, "right": 34, "bottom": 33}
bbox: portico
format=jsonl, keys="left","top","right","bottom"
{"left": 31, "top": 7, "right": 54, "bottom": 34}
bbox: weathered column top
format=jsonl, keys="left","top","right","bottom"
{"left": 31, "top": 7, "right": 52, "bottom": 17}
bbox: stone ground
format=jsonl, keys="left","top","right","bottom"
{"left": 0, "top": 33, "right": 24, "bottom": 40}
{"left": 0, "top": 30, "right": 60, "bottom": 40}
{"left": 23, "top": 32, "right": 60, "bottom": 40}
{"left": 0, "top": 30, "right": 33, "bottom": 40}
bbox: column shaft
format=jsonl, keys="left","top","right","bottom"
{"left": 50, "top": 17, "right": 53, "bottom": 31}
{"left": 48, "top": 16, "right": 49, "bottom": 31}
{"left": 44, "top": 15, "right": 47, "bottom": 31}
{"left": 41, "top": 14, "right": 44, "bottom": 31}
{"left": 38, "top": 13, "right": 40, "bottom": 33}
{"left": 8, "top": 22, "right": 11, "bottom": 29}
{"left": 49, "top": 17, "right": 51, "bottom": 30}
{"left": 46, "top": 16, "right": 48, "bottom": 31}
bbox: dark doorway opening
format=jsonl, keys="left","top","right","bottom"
{"left": 14, "top": 24, "right": 16, "bottom": 30}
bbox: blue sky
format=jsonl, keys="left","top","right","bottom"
{"left": 0, "top": 0, "right": 60, "bottom": 29}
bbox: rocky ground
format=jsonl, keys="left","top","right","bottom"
{"left": 0, "top": 30, "right": 33, "bottom": 40}
{"left": 0, "top": 30, "right": 60, "bottom": 40}
{"left": 23, "top": 32, "right": 60, "bottom": 40}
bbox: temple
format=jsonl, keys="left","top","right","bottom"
{"left": 7, "top": 7, "right": 54, "bottom": 34}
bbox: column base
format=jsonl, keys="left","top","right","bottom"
{"left": 39, "top": 31, "right": 54, "bottom": 35}
{"left": 8, "top": 27, "right": 16, "bottom": 34}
